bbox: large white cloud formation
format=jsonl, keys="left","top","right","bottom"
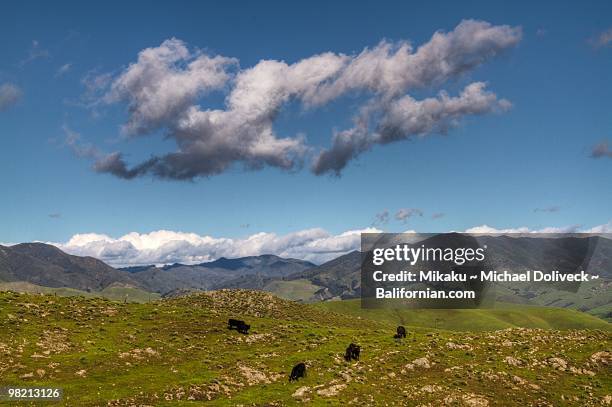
{"left": 81, "top": 19, "right": 521, "bottom": 180}
{"left": 50, "top": 228, "right": 380, "bottom": 267}
{"left": 42, "top": 221, "right": 612, "bottom": 267}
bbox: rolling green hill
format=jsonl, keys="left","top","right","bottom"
{"left": 0, "top": 282, "right": 160, "bottom": 303}
{"left": 261, "top": 278, "right": 322, "bottom": 302}
{"left": 316, "top": 299, "right": 612, "bottom": 331}
{"left": 0, "top": 290, "right": 610, "bottom": 406}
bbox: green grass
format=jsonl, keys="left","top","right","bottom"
{"left": 316, "top": 299, "right": 612, "bottom": 331}
{"left": 262, "top": 279, "right": 321, "bottom": 302}
{"left": 0, "top": 290, "right": 610, "bottom": 406}
{"left": 0, "top": 282, "right": 160, "bottom": 303}
{"left": 99, "top": 286, "right": 161, "bottom": 303}
{"left": 0, "top": 282, "right": 96, "bottom": 298}
{"left": 495, "top": 278, "right": 612, "bottom": 321}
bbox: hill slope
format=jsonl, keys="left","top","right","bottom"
{"left": 0, "top": 243, "right": 141, "bottom": 291}
{"left": 316, "top": 299, "right": 612, "bottom": 331}
{"left": 124, "top": 255, "right": 315, "bottom": 295}
{"left": 287, "top": 235, "right": 612, "bottom": 317}
{"left": 0, "top": 281, "right": 160, "bottom": 303}
{"left": 0, "top": 290, "right": 609, "bottom": 406}
{"left": 0, "top": 243, "right": 316, "bottom": 298}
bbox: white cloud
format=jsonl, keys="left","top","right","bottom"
{"left": 312, "top": 82, "right": 511, "bottom": 175}
{"left": 583, "top": 221, "right": 612, "bottom": 233}
{"left": 307, "top": 20, "right": 521, "bottom": 105}
{"left": 79, "top": 20, "right": 521, "bottom": 180}
{"left": 32, "top": 220, "right": 612, "bottom": 267}
{"left": 465, "top": 224, "right": 583, "bottom": 234}
{"left": 56, "top": 63, "right": 72, "bottom": 77}
{"left": 104, "top": 38, "right": 238, "bottom": 136}
{"left": 50, "top": 227, "right": 381, "bottom": 267}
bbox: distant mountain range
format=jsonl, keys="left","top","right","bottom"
{"left": 0, "top": 234, "right": 610, "bottom": 320}
{"left": 0, "top": 243, "right": 315, "bottom": 296}
{"left": 118, "top": 255, "right": 315, "bottom": 294}
{"left": 0, "top": 243, "right": 139, "bottom": 291}
{"left": 288, "top": 233, "right": 612, "bottom": 297}
{"left": 286, "top": 234, "right": 612, "bottom": 319}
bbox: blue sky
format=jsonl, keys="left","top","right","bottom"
{"left": 1, "top": 0, "right": 611, "bottom": 264}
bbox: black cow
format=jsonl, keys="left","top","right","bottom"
{"left": 344, "top": 343, "right": 360, "bottom": 361}
{"left": 394, "top": 325, "right": 407, "bottom": 339}
{"left": 228, "top": 318, "right": 250, "bottom": 334}
{"left": 289, "top": 362, "right": 306, "bottom": 381}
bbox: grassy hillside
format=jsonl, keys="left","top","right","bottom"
{"left": 0, "top": 282, "right": 160, "bottom": 303}
{"left": 262, "top": 278, "right": 322, "bottom": 302}
{"left": 0, "top": 290, "right": 610, "bottom": 406}
{"left": 316, "top": 299, "right": 612, "bottom": 331}
{"left": 99, "top": 285, "right": 161, "bottom": 303}
{"left": 0, "top": 282, "right": 97, "bottom": 298}
{"left": 492, "top": 279, "right": 612, "bottom": 321}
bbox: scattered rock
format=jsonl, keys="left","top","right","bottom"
{"left": 447, "top": 342, "right": 473, "bottom": 351}
{"left": 238, "top": 365, "right": 276, "bottom": 385}
{"left": 421, "top": 384, "right": 442, "bottom": 393}
{"left": 292, "top": 386, "right": 310, "bottom": 399}
{"left": 317, "top": 384, "right": 346, "bottom": 397}
{"left": 119, "top": 347, "right": 159, "bottom": 360}
{"left": 590, "top": 351, "right": 610, "bottom": 366}
{"left": 504, "top": 356, "right": 522, "bottom": 366}
{"left": 548, "top": 357, "right": 567, "bottom": 371}
{"left": 415, "top": 357, "right": 430, "bottom": 368}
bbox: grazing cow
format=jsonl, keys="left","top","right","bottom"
{"left": 394, "top": 325, "right": 407, "bottom": 339}
{"left": 289, "top": 362, "right": 306, "bottom": 381}
{"left": 344, "top": 343, "right": 360, "bottom": 362}
{"left": 228, "top": 318, "right": 250, "bottom": 334}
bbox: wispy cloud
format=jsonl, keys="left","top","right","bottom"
{"left": 56, "top": 63, "right": 72, "bottom": 77}
{"left": 395, "top": 208, "right": 423, "bottom": 223}
{"left": 63, "top": 125, "right": 101, "bottom": 159}
{"left": 20, "top": 40, "right": 50, "bottom": 66}
{"left": 534, "top": 206, "right": 561, "bottom": 213}
{"left": 372, "top": 210, "right": 390, "bottom": 226}
{"left": 431, "top": 212, "right": 445, "bottom": 219}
